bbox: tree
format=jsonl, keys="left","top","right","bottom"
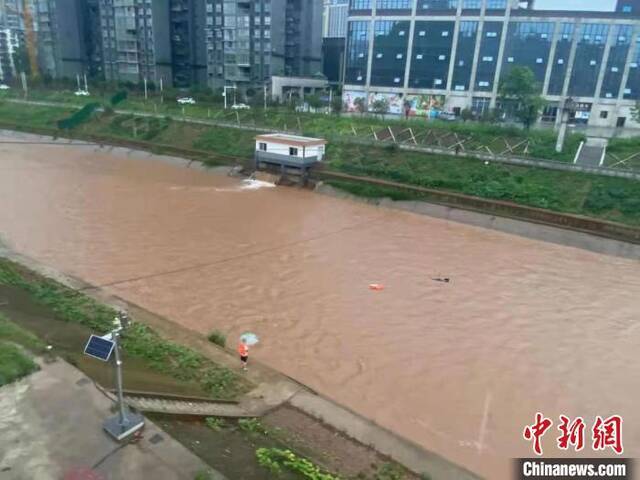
{"left": 371, "top": 98, "right": 389, "bottom": 118}
{"left": 354, "top": 97, "right": 366, "bottom": 115}
{"left": 460, "top": 108, "right": 474, "bottom": 122}
{"left": 499, "top": 66, "right": 545, "bottom": 130}
{"left": 306, "top": 93, "right": 324, "bottom": 110}
{"left": 331, "top": 95, "right": 343, "bottom": 114}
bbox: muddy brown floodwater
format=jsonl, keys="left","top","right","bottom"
{"left": 1, "top": 133, "right": 639, "bottom": 479}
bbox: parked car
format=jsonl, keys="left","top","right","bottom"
{"left": 231, "top": 103, "right": 250, "bottom": 110}
{"left": 0, "top": 84, "right": 10, "bottom": 90}
{"left": 177, "top": 97, "right": 196, "bottom": 105}
{"left": 74, "top": 90, "right": 90, "bottom": 96}
{"left": 437, "top": 111, "right": 457, "bottom": 121}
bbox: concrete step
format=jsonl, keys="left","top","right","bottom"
{"left": 124, "top": 395, "right": 252, "bottom": 417}
{"left": 575, "top": 145, "right": 605, "bottom": 167}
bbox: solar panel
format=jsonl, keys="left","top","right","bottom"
{"left": 84, "top": 335, "right": 115, "bottom": 362}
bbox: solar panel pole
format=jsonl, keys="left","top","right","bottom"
{"left": 102, "top": 312, "right": 145, "bottom": 441}
{"left": 113, "top": 330, "right": 128, "bottom": 426}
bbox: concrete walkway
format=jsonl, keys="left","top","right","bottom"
{"left": 0, "top": 359, "right": 226, "bottom": 480}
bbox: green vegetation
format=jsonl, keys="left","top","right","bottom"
{"left": 256, "top": 448, "right": 340, "bottom": 479}
{"left": 325, "top": 143, "right": 640, "bottom": 225}
{"left": 499, "top": 66, "right": 545, "bottom": 130}
{"left": 0, "top": 313, "right": 48, "bottom": 354}
{"left": 111, "top": 90, "right": 128, "bottom": 106}
{"left": 0, "top": 342, "right": 38, "bottom": 387}
{"left": 0, "top": 258, "right": 250, "bottom": 399}
{"left": 0, "top": 313, "right": 45, "bottom": 386}
{"left": 57, "top": 102, "right": 100, "bottom": 130}
{"left": 238, "top": 418, "right": 270, "bottom": 436}
{"left": 194, "top": 470, "right": 218, "bottom": 480}
{"left": 373, "top": 463, "right": 407, "bottom": 480}
{"left": 205, "top": 417, "right": 227, "bottom": 431}
{"left": 207, "top": 330, "right": 227, "bottom": 348}
{"left": 606, "top": 136, "right": 640, "bottom": 170}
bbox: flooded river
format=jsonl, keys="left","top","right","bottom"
{"left": 1, "top": 132, "right": 638, "bottom": 478}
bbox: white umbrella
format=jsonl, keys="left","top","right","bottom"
{"left": 240, "top": 332, "right": 259, "bottom": 346}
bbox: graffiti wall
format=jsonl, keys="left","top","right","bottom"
{"left": 343, "top": 90, "right": 367, "bottom": 113}
{"left": 343, "top": 90, "right": 445, "bottom": 117}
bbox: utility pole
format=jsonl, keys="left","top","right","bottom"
{"left": 83, "top": 74, "right": 88, "bottom": 93}
{"left": 264, "top": 84, "right": 267, "bottom": 110}
{"left": 76, "top": 74, "right": 81, "bottom": 91}
{"left": 144, "top": 77, "right": 148, "bottom": 100}
{"left": 159, "top": 77, "right": 163, "bottom": 104}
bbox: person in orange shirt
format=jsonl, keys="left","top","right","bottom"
{"left": 238, "top": 338, "right": 249, "bottom": 371}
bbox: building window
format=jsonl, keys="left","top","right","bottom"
{"left": 462, "top": 0, "right": 480, "bottom": 7}
{"left": 486, "top": 0, "right": 506, "bottom": 8}
{"left": 622, "top": 5, "right": 632, "bottom": 12}
{"left": 259, "top": 142, "right": 267, "bottom": 151}
{"left": 376, "top": 0, "right": 411, "bottom": 8}
{"left": 289, "top": 147, "right": 298, "bottom": 156}
{"left": 420, "top": 0, "right": 458, "bottom": 9}
{"left": 350, "top": 0, "right": 371, "bottom": 9}
{"left": 600, "top": 111, "right": 608, "bottom": 119}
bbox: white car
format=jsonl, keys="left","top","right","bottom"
{"left": 231, "top": 103, "right": 250, "bottom": 110}
{"left": 0, "top": 84, "right": 10, "bottom": 90}
{"left": 74, "top": 90, "right": 90, "bottom": 96}
{"left": 177, "top": 97, "right": 196, "bottom": 105}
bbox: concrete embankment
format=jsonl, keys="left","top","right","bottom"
{"left": 312, "top": 175, "right": 640, "bottom": 260}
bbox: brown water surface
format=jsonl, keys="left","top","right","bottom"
{"left": 1, "top": 134, "right": 638, "bottom": 478}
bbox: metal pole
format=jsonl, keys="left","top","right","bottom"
{"left": 264, "top": 84, "right": 267, "bottom": 110}
{"left": 160, "top": 77, "right": 163, "bottom": 104}
{"left": 76, "top": 74, "right": 80, "bottom": 91}
{"left": 21, "top": 72, "right": 27, "bottom": 99}
{"left": 223, "top": 87, "right": 227, "bottom": 109}
{"left": 144, "top": 77, "right": 148, "bottom": 100}
{"left": 84, "top": 74, "right": 88, "bottom": 92}
{"left": 112, "top": 330, "right": 128, "bottom": 425}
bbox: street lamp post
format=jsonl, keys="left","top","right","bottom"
{"left": 555, "top": 97, "right": 575, "bottom": 153}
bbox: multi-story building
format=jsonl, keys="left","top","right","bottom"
{"left": 323, "top": 0, "right": 348, "bottom": 83}
{"left": 342, "top": 0, "right": 640, "bottom": 130}
{"left": 204, "top": 0, "right": 322, "bottom": 91}
{"left": 98, "top": 0, "right": 172, "bottom": 85}
{"left": 0, "top": 0, "right": 88, "bottom": 81}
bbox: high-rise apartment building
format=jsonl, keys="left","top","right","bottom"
{"left": 0, "top": 0, "right": 87, "bottom": 81}
{"left": 323, "top": 0, "right": 348, "bottom": 83}
{"left": 98, "top": 0, "right": 172, "bottom": 84}
{"left": 343, "top": 0, "right": 640, "bottom": 129}
{"left": 204, "top": 0, "right": 322, "bottom": 90}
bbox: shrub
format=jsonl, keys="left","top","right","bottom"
{"left": 205, "top": 417, "right": 226, "bottom": 431}
{"left": 110, "top": 90, "right": 128, "bottom": 106}
{"left": 207, "top": 330, "right": 226, "bottom": 347}
{"left": 256, "top": 448, "right": 339, "bottom": 479}
{"left": 57, "top": 102, "right": 100, "bottom": 130}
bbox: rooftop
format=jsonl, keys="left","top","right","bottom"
{"left": 256, "top": 133, "right": 328, "bottom": 147}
